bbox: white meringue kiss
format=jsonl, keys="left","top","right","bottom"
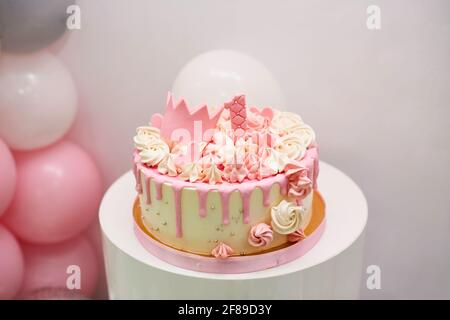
{"left": 180, "top": 162, "right": 203, "bottom": 182}
{"left": 157, "top": 153, "right": 179, "bottom": 176}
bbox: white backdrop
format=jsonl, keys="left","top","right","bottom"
{"left": 52, "top": 0, "right": 450, "bottom": 299}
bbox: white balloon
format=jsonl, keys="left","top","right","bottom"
{"left": 172, "top": 50, "right": 285, "bottom": 110}
{"left": 0, "top": 51, "right": 77, "bottom": 150}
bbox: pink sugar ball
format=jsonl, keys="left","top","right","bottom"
{"left": 0, "top": 224, "right": 24, "bottom": 299}
{"left": 3, "top": 141, "right": 103, "bottom": 244}
{"left": 20, "top": 235, "right": 99, "bottom": 297}
{"left": 0, "top": 139, "right": 17, "bottom": 216}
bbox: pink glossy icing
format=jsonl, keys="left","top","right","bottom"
{"left": 248, "top": 223, "right": 273, "bottom": 247}
{"left": 211, "top": 242, "right": 234, "bottom": 259}
{"left": 134, "top": 146, "right": 318, "bottom": 238}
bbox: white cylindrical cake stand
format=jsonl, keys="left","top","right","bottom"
{"left": 100, "top": 161, "right": 368, "bottom": 299}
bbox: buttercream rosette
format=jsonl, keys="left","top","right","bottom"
{"left": 271, "top": 200, "right": 305, "bottom": 235}
{"left": 285, "top": 161, "right": 312, "bottom": 201}
{"left": 248, "top": 223, "right": 273, "bottom": 247}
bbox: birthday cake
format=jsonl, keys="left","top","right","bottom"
{"left": 132, "top": 93, "right": 321, "bottom": 269}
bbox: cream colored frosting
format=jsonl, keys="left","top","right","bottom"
{"left": 133, "top": 126, "right": 161, "bottom": 150}
{"left": 138, "top": 169, "right": 315, "bottom": 256}
{"left": 271, "top": 200, "right": 306, "bottom": 234}
{"left": 139, "top": 139, "right": 169, "bottom": 166}
{"left": 271, "top": 111, "right": 303, "bottom": 131}
{"left": 275, "top": 134, "right": 307, "bottom": 160}
{"left": 157, "top": 153, "right": 179, "bottom": 176}
{"left": 286, "top": 123, "right": 316, "bottom": 148}
{"left": 201, "top": 161, "right": 223, "bottom": 184}
{"left": 180, "top": 162, "right": 203, "bottom": 182}
{"left": 263, "top": 147, "right": 289, "bottom": 173}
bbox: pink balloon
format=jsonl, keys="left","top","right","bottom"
{"left": 0, "top": 224, "right": 24, "bottom": 299}
{"left": 3, "top": 141, "right": 103, "bottom": 244}
{"left": 0, "top": 139, "right": 16, "bottom": 216}
{"left": 20, "top": 235, "right": 99, "bottom": 297}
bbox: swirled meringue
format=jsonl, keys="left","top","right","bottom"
{"left": 287, "top": 228, "right": 306, "bottom": 243}
{"left": 286, "top": 124, "right": 316, "bottom": 147}
{"left": 271, "top": 200, "right": 304, "bottom": 234}
{"left": 201, "top": 161, "right": 223, "bottom": 184}
{"left": 157, "top": 153, "right": 179, "bottom": 176}
{"left": 248, "top": 223, "right": 273, "bottom": 247}
{"left": 271, "top": 111, "right": 303, "bottom": 131}
{"left": 223, "top": 164, "right": 248, "bottom": 183}
{"left": 139, "top": 139, "right": 169, "bottom": 166}
{"left": 133, "top": 126, "right": 161, "bottom": 150}
{"left": 245, "top": 152, "right": 260, "bottom": 180}
{"left": 209, "top": 129, "right": 235, "bottom": 163}
{"left": 274, "top": 134, "right": 307, "bottom": 160}
{"left": 211, "top": 242, "right": 234, "bottom": 259}
{"left": 263, "top": 148, "right": 289, "bottom": 173}
{"left": 180, "top": 162, "right": 203, "bottom": 182}
{"left": 285, "top": 161, "right": 312, "bottom": 200}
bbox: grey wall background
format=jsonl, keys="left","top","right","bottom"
{"left": 52, "top": 0, "right": 449, "bottom": 298}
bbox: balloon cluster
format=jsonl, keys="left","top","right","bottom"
{"left": 0, "top": 3, "right": 104, "bottom": 300}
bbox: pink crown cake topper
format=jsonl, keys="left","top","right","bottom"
{"left": 151, "top": 92, "right": 224, "bottom": 143}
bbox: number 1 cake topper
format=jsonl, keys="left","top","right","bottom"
{"left": 224, "top": 94, "right": 247, "bottom": 140}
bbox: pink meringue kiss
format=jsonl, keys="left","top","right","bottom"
{"left": 248, "top": 223, "right": 274, "bottom": 247}
{"left": 285, "top": 161, "right": 312, "bottom": 200}
{"left": 287, "top": 228, "right": 306, "bottom": 243}
{"left": 211, "top": 242, "right": 234, "bottom": 259}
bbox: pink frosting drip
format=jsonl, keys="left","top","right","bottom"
{"left": 262, "top": 187, "right": 272, "bottom": 207}
{"left": 145, "top": 176, "right": 151, "bottom": 205}
{"left": 211, "top": 242, "right": 234, "bottom": 259}
{"left": 248, "top": 223, "right": 273, "bottom": 247}
{"left": 133, "top": 147, "right": 317, "bottom": 239}
{"left": 220, "top": 192, "right": 231, "bottom": 225}
{"left": 173, "top": 186, "right": 183, "bottom": 237}
{"left": 132, "top": 157, "right": 142, "bottom": 194}
{"left": 155, "top": 180, "right": 163, "bottom": 200}
{"left": 287, "top": 228, "right": 306, "bottom": 243}
{"left": 198, "top": 192, "right": 208, "bottom": 218}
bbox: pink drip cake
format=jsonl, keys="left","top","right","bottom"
{"left": 132, "top": 92, "right": 323, "bottom": 271}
